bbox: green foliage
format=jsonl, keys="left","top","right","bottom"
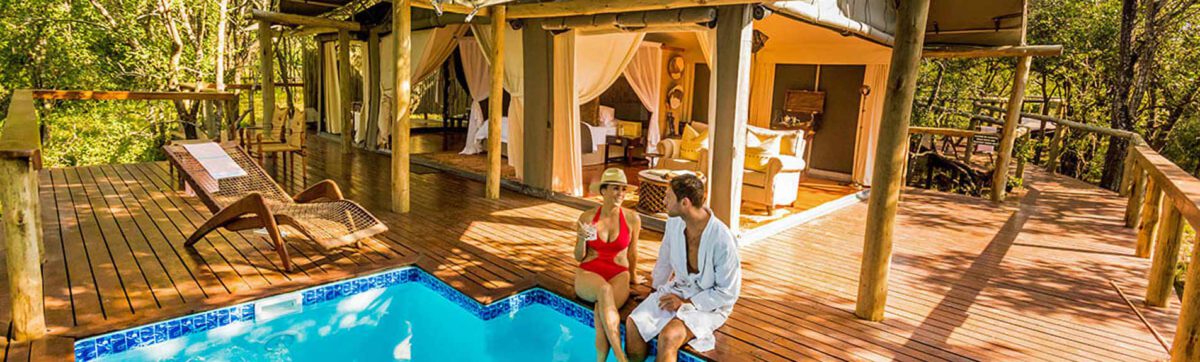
{"left": 40, "top": 102, "right": 173, "bottom": 166}
{"left": 914, "top": 0, "right": 1200, "bottom": 186}
{"left": 0, "top": 0, "right": 306, "bottom": 167}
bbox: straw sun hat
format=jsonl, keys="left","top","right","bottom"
{"left": 589, "top": 168, "right": 629, "bottom": 193}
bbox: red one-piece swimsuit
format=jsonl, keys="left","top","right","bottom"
{"left": 580, "top": 208, "right": 632, "bottom": 281}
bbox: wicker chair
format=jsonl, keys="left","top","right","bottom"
{"left": 164, "top": 143, "right": 387, "bottom": 272}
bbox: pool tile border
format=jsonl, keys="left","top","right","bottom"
{"left": 74, "top": 266, "right": 701, "bottom": 362}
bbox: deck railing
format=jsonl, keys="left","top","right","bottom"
{"left": 976, "top": 102, "right": 1200, "bottom": 360}
{"left": 0, "top": 89, "right": 239, "bottom": 342}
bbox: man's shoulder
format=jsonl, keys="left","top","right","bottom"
{"left": 705, "top": 217, "right": 740, "bottom": 249}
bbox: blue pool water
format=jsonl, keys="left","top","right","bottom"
{"left": 74, "top": 267, "right": 700, "bottom": 362}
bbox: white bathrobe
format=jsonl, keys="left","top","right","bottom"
{"left": 629, "top": 213, "right": 741, "bottom": 352}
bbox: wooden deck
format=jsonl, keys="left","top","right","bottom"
{"left": 0, "top": 134, "right": 1180, "bottom": 361}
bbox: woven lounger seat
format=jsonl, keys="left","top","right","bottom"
{"left": 164, "top": 142, "right": 387, "bottom": 271}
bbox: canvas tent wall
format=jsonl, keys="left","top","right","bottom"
{"left": 748, "top": 14, "right": 892, "bottom": 186}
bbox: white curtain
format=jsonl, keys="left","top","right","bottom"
{"left": 378, "top": 25, "right": 466, "bottom": 149}
{"left": 577, "top": 32, "right": 645, "bottom": 103}
{"left": 323, "top": 42, "right": 343, "bottom": 134}
{"left": 458, "top": 37, "right": 493, "bottom": 155}
{"left": 623, "top": 42, "right": 663, "bottom": 152}
{"left": 356, "top": 41, "right": 370, "bottom": 144}
{"left": 472, "top": 24, "right": 525, "bottom": 179}
{"left": 551, "top": 31, "right": 644, "bottom": 196}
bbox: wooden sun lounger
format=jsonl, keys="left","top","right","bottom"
{"left": 163, "top": 142, "right": 387, "bottom": 272}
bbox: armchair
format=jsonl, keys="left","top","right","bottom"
{"left": 656, "top": 138, "right": 709, "bottom": 173}
{"left": 742, "top": 125, "right": 808, "bottom": 215}
{"left": 655, "top": 122, "right": 710, "bottom": 173}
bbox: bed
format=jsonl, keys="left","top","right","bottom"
{"left": 469, "top": 117, "right": 509, "bottom": 156}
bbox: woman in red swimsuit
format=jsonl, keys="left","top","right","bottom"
{"left": 575, "top": 168, "right": 641, "bottom": 362}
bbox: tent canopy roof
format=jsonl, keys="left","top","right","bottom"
{"left": 282, "top": 0, "right": 1028, "bottom": 47}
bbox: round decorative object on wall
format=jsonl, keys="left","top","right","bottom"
{"left": 667, "top": 86, "right": 685, "bottom": 109}
{"left": 667, "top": 56, "right": 685, "bottom": 80}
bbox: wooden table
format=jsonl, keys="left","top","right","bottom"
{"left": 605, "top": 135, "right": 645, "bottom": 165}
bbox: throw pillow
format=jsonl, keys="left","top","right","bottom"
{"left": 680, "top": 125, "right": 709, "bottom": 161}
{"left": 744, "top": 133, "right": 781, "bottom": 172}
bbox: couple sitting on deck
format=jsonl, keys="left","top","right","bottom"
{"left": 574, "top": 168, "right": 743, "bottom": 362}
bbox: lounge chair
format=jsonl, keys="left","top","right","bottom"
{"left": 164, "top": 142, "right": 387, "bottom": 272}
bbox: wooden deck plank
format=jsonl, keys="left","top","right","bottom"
{"left": 109, "top": 163, "right": 244, "bottom": 294}
{"left": 45, "top": 168, "right": 105, "bottom": 328}
{"left": 79, "top": 166, "right": 183, "bottom": 309}
{"left": 61, "top": 167, "right": 135, "bottom": 320}
{"left": 93, "top": 165, "right": 215, "bottom": 303}
{"left": 72, "top": 165, "right": 166, "bottom": 312}
{"left": 37, "top": 170, "right": 73, "bottom": 329}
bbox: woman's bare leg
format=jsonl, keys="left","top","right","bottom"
{"left": 593, "top": 303, "right": 610, "bottom": 362}
{"left": 576, "top": 269, "right": 630, "bottom": 362}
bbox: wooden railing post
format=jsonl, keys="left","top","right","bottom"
{"left": 1147, "top": 202, "right": 1184, "bottom": 308}
{"left": 1120, "top": 139, "right": 1138, "bottom": 197}
{"left": 1135, "top": 177, "right": 1163, "bottom": 258}
{"left": 1015, "top": 131, "right": 1030, "bottom": 180}
{"left": 1125, "top": 166, "right": 1147, "bottom": 228}
{"left": 1045, "top": 125, "right": 1067, "bottom": 174}
{"left": 0, "top": 90, "right": 47, "bottom": 340}
{"left": 1171, "top": 232, "right": 1200, "bottom": 360}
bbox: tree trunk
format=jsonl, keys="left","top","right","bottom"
{"left": 1101, "top": 0, "right": 1139, "bottom": 190}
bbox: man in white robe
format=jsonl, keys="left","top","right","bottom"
{"left": 626, "top": 174, "right": 741, "bottom": 362}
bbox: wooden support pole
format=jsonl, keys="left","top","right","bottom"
{"left": 259, "top": 20, "right": 276, "bottom": 132}
{"left": 1135, "top": 178, "right": 1163, "bottom": 258}
{"left": 708, "top": 4, "right": 754, "bottom": 234}
{"left": 366, "top": 28, "right": 382, "bottom": 151}
{"left": 1147, "top": 202, "right": 1184, "bottom": 308}
{"left": 0, "top": 158, "right": 46, "bottom": 341}
{"left": 990, "top": 55, "right": 1032, "bottom": 203}
{"left": 1045, "top": 125, "right": 1067, "bottom": 174}
{"left": 486, "top": 6, "right": 507, "bottom": 200}
{"left": 856, "top": 0, "right": 931, "bottom": 322}
{"left": 1125, "top": 167, "right": 1147, "bottom": 228}
{"left": 1171, "top": 233, "right": 1200, "bottom": 360}
{"left": 392, "top": 0, "right": 412, "bottom": 213}
{"left": 0, "top": 91, "right": 46, "bottom": 341}
{"left": 338, "top": 29, "right": 353, "bottom": 153}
